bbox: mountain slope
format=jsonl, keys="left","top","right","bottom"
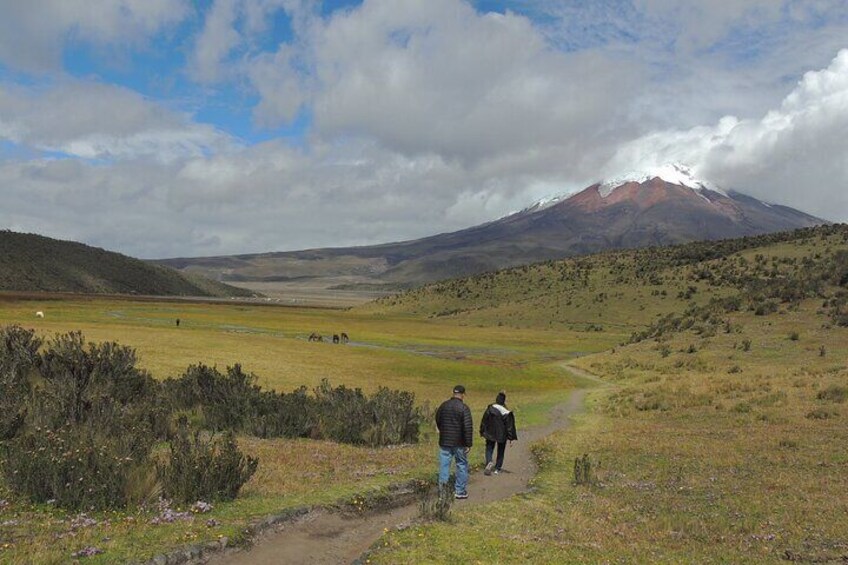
{"left": 160, "top": 165, "right": 826, "bottom": 288}
{"left": 363, "top": 223, "right": 848, "bottom": 332}
{"left": 0, "top": 231, "right": 253, "bottom": 297}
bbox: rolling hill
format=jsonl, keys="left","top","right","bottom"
{"left": 363, "top": 223, "right": 848, "bottom": 333}
{"left": 0, "top": 230, "right": 253, "bottom": 297}
{"left": 160, "top": 165, "right": 825, "bottom": 291}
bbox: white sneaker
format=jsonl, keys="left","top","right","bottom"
{"left": 493, "top": 469, "right": 500, "bottom": 475}
{"left": 484, "top": 461, "right": 494, "bottom": 476}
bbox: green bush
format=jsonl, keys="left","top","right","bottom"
{"left": 158, "top": 426, "right": 258, "bottom": 503}
{"left": 1, "top": 330, "right": 161, "bottom": 510}
{"left": 165, "top": 363, "right": 259, "bottom": 432}
{"left": 2, "top": 423, "right": 155, "bottom": 510}
{"left": 0, "top": 326, "right": 41, "bottom": 440}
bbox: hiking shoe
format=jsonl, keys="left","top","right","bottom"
{"left": 484, "top": 461, "right": 494, "bottom": 476}
{"left": 455, "top": 492, "right": 468, "bottom": 499}
{"left": 493, "top": 469, "right": 500, "bottom": 475}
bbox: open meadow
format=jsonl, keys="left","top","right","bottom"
{"left": 0, "top": 294, "right": 616, "bottom": 564}
{"left": 1, "top": 225, "right": 847, "bottom": 564}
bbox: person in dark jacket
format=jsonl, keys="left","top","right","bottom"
{"left": 435, "top": 384, "right": 473, "bottom": 499}
{"left": 480, "top": 391, "right": 517, "bottom": 475}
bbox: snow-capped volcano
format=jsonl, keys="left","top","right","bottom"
{"left": 597, "top": 163, "right": 727, "bottom": 197}
{"left": 519, "top": 164, "right": 725, "bottom": 215}
{"left": 164, "top": 165, "right": 826, "bottom": 286}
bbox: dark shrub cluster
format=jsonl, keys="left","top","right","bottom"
{"left": 165, "top": 365, "right": 422, "bottom": 446}
{"left": 0, "top": 326, "right": 423, "bottom": 511}
{"left": 0, "top": 326, "right": 41, "bottom": 440}
{"left": 3, "top": 422, "right": 154, "bottom": 510}
{"left": 157, "top": 425, "right": 258, "bottom": 504}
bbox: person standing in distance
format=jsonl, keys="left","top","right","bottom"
{"left": 480, "top": 391, "right": 517, "bottom": 475}
{"left": 435, "top": 384, "right": 473, "bottom": 499}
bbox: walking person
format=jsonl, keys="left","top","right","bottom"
{"left": 435, "top": 385, "right": 473, "bottom": 499}
{"left": 480, "top": 391, "right": 517, "bottom": 475}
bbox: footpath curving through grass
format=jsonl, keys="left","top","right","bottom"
{"left": 368, "top": 298, "right": 848, "bottom": 563}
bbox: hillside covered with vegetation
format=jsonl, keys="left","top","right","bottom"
{"left": 0, "top": 231, "right": 253, "bottom": 297}
{"left": 367, "top": 224, "right": 848, "bottom": 334}
{"left": 368, "top": 225, "right": 848, "bottom": 563}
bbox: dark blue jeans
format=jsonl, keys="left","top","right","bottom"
{"left": 485, "top": 440, "right": 506, "bottom": 470}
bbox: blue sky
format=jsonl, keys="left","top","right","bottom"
{"left": 0, "top": 0, "right": 846, "bottom": 258}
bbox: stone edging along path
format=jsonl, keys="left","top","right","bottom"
{"left": 141, "top": 364, "right": 604, "bottom": 565}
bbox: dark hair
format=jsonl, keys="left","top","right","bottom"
{"left": 495, "top": 391, "right": 506, "bottom": 406}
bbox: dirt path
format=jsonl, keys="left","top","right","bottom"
{"left": 205, "top": 365, "right": 600, "bottom": 565}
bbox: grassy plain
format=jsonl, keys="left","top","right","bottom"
{"left": 368, "top": 225, "right": 848, "bottom": 563}
{"left": 3, "top": 225, "right": 847, "bottom": 563}
{"left": 0, "top": 294, "right": 614, "bottom": 563}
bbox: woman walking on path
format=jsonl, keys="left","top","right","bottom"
{"left": 480, "top": 391, "right": 518, "bottom": 475}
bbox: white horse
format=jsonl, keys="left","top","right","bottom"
{"left": 35, "top": 311, "right": 44, "bottom": 318}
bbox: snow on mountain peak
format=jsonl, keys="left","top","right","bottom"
{"left": 598, "top": 163, "right": 727, "bottom": 198}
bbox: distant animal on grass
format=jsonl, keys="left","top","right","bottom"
{"left": 308, "top": 332, "right": 323, "bottom": 342}
{"left": 176, "top": 318, "right": 180, "bottom": 327}
{"left": 340, "top": 332, "right": 349, "bottom": 343}
{"left": 333, "top": 334, "right": 340, "bottom": 344}
{"left": 35, "top": 311, "right": 44, "bottom": 318}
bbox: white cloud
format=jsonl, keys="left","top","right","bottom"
{"left": 1, "top": 0, "right": 847, "bottom": 261}
{"left": 244, "top": 0, "right": 641, "bottom": 162}
{"left": 0, "top": 0, "right": 190, "bottom": 72}
{"left": 0, "top": 81, "right": 235, "bottom": 161}
{"left": 603, "top": 49, "right": 848, "bottom": 220}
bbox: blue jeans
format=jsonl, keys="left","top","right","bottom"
{"left": 438, "top": 446, "right": 468, "bottom": 495}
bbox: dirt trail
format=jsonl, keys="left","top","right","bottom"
{"left": 205, "top": 365, "right": 600, "bottom": 565}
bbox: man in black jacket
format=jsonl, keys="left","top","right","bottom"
{"left": 435, "top": 384, "right": 473, "bottom": 499}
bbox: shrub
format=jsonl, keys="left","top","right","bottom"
{"left": 32, "top": 332, "right": 163, "bottom": 432}
{"left": 573, "top": 453, "right": 593, "bottom": 485}
{"left": 418, "top": 479, "right": 454, "bottom": 522}
{"left": 806, "top": 408, "right": 838, "bottom": 420}
{"left": 1, "top": 330, "right": 161, "bottom": 510}
{"left": 164, "top": 364, "right": 259, "bottom": 432}
{"left": 817, "top": 385, "right": 848, "bottom": 403}
{"left": 158, "top": 425, "right": 258, "bottom": 504}
{"left": 0, "top": 325, "right": 41, "bottom": 440}
{"left": 2, "top": 422, "right": 156, "bottom": 510}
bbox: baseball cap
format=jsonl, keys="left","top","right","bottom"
{"left": 453, "top": 385, "right": 466, "bottom": 394}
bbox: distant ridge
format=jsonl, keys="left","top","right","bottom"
{"left": 0, "top": 230, "right": 253, "bottom": 297}
{"left": 160, "top": 164, "right": 826, "bottom": 289}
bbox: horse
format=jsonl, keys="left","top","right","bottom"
{"left": 308, "top": 332, "right": 323, "bottom": 342}
{"left": 35, "top": 311, "right": 44, "bottom": 318}
{"left": 332, "top": 334, "right": 340, "bottom": 344}
{"left": 340, "top": 332, "right": 349, "bottom": 343}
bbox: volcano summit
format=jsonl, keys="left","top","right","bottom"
{"left": 160, "top": 164, "right": 825, "bottom": 291}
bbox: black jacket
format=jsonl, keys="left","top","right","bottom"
{"left": 480, "top": 404, "right": 517, "bottom": 443}
{"left": 435, "top": 397, "right": 473, "bottom": 448}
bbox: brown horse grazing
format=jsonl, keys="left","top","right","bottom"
{"left": 340, "top": 332, "right": 349, "bottom": 343}
{"left": 332, "top": 334, "right": 340, "bottom": 344}
{"left": 308, "top": 332, "right": 323, "bottom": 342}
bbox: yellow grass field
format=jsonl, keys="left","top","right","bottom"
{"left": 0, "top": 293, "right": 615, "bottom": 564}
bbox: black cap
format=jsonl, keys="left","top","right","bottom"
{"left": 453, "top": 385, "right": 466, "bottom": 394}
